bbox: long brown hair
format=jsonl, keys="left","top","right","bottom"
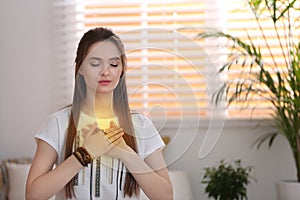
{"left": 64, "top": 27, "right": 139, "bottom": 198}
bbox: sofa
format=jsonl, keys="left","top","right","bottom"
{"left": 0, "top": 158, "right": 193, "bottom": 200}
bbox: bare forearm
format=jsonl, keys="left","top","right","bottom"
{"left": 26, "top": 155, "right": 83, "bottom": 200}
{"left": 121, "top": 151, "right": 173, "bottom": 200}
{"left": 132, "top": 170, "right": 173, "bottom": 200}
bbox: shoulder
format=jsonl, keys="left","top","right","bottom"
{"left": 130, "top": 112, "right": 159, "bottom": 136}
{"left": 35, "top": 107, "right": 71, "bottom": 154}
{"left": 130, "top": 112, "right": 165, "bottom": 159}
{"left": 131, "top": 112, "right": 154, "bottom": 127}
{"left": 39, "top": 107, "right": 71, "bottom": 132}
{"left": 47, "top": 106, "right": 71, "bottom": 122}
{"left": 50, "top": 106, "right": 71, "bottom": 118}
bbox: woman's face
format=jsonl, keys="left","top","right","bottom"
{"left": 79, "top": 41, "right": 123, "bottom": 95}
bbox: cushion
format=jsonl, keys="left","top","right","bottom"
{"left": 0, "top": 158, "right": 31, "bottom": 200}
{"left": 0, "top": 163, "right": 7, "bottom": 200}
{"left": 6, "top": 162, "right": 31, "bottom": 200}
{"left": 170, "top": 170, "right": 193, "bottom": 200}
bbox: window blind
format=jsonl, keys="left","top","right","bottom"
{"left": 219, "top": 0, "right": 300, "bottom": 118}
{"left": 52, "top": 0, "right": 293, "bottom": 119}
{"left": 52, "top": 0, "right": 224, "bottom": 120}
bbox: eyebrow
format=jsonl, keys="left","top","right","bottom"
{"left": 88, "top": 57, "right": 120, "bottom": 61}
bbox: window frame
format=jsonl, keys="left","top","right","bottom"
{"left": 51, "top": 0, "right": 289, "bottom": 124}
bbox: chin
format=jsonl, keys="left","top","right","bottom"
{"left": 96, "top": 89, "right": 114, "bottom": 94}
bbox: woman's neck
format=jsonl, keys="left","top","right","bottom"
{"left": 81, "top": 93, "right": 115, "bottom": 119}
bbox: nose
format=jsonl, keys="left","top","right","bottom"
{"left": 101, "top": 64, "right": 111, "bottom": 76}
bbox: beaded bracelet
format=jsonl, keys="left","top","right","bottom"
{"left": 73, "top": 147, "right": 92, "bottom": 167}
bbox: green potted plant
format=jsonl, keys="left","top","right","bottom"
{"left": 202, "top": 159, "right": 254, "bottom": 200}
{"left": 197, "top": 0, "right": 300, "bottom": 199}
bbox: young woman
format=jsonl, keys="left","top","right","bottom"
{"left": 26, "top": 27, "right": 173, "bottom": 200}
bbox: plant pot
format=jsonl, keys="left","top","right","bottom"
{"left": 276, "top": 181, "right": 300, "bottom": 200}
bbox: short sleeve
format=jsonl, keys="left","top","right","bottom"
{"left": 132, "top": 114, "right": 165, "bottom": 160}
{"left": 35, "top": 114, "right": 59, "bottom": 153}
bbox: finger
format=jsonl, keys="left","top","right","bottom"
{"left": 107, "top": 131, "right": 124, "bottom": 141}
{"left": 110, "top": 137, "right": 123, "bottom": 146}
{"left": 83, "top": 122, "right": 97, "bottom": 131}
{"left": 106, "top": 128, "right": 124, "bottom": 139}
{"left": 87, "top": 123, "right": 94, "bottom": 128}
{"left": 81, "top": 128, "right": 89, "bottom": 134}
{"left": 81, "top": 128, "right": 90, "bottom": 139}
{"left": 106, "top": 130, "right": 124, "bottom": 141}
{"left": 107, "top": 132, "right": 124, "bottom": 145}
{"left": 105, "top": 126, "right": 122, "bottom": 134}
{"left": 110, "top": 120, "right": 117, "bottom": 128}
{"left": 85, "top": 122, "right": 99, "bottom": 137}
{"left": 81, "top": 131, "right": 87, "bottom": 139}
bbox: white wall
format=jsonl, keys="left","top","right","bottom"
{"left": 156, "top": 120, "right": 296, "bottom": 200}
{"left": 0, "top": 1, "right": 296, "bottom": 200}
{"left": 0, "top": 0, "right": 53, "bottom": 159}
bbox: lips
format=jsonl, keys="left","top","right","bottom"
{"left": 98, "top": 80, "right": 112, "bottom": 85}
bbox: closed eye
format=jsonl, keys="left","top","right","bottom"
{"left": 91, "top": 63, "right": 100, "bottom": 67}
{"left": 110, "top": 63, "right": 118, "bottom": 67}
{"left": 89, "top": 57, "right": 101, "bottom": 67}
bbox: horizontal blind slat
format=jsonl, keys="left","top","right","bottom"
{"left": 52, "top": 0, "right": 226, "bottom": 118}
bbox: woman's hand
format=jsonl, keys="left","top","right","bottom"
{"left": 81, "top": 122, "right": 124, "bottom": 158}
{"left": 104, "top": 121, "right": 134, "bottom": 159}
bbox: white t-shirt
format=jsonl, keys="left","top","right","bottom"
{"left": 35, "top": 107, "right": 165, "bottom": 200}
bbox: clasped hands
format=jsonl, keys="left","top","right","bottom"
{"left": 81, "top": 121, "right": 129, "bottom": 159}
